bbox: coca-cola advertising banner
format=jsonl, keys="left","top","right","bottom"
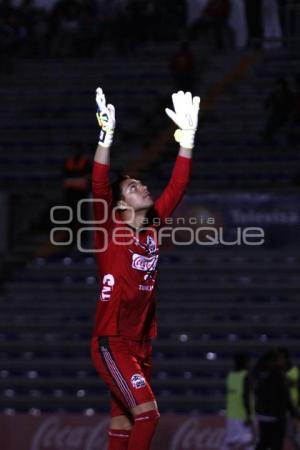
{"left": 0, "top": 414, "right": 295, "bottom": 450}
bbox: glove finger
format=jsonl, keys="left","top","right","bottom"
{"left": 172, "top": 91, "right": 184, "bottom": 114}
{"left": 102, "top": 92, "right": 106, "bottom": 108}
{"left": 96, "top": 90, "right": 106, "bottom": 111}
{"left": 171, "top": 93, "right": 179, "bottom": 112}
{"left": 96, "top": 87, "right": 103, "bottom": 104}
{"left": 193, "top": 96, "right": 200, "bottom": 110}
{"left": 96, "top": 95, "right": 104, "bottom": 110}
{"left": 107, "top": 104, "right": 115, "bottom": 122}
{"left": 178, "top": 90, "right": 187, "bottom": 113}
{"left": 96, "top": 111, "right": 102, "bottom": 126}
{"left": 165, "top": 108, "right": 179, "bottom": 126}
{"left": 185, "top": 91, "right": 192, "bottom": 106}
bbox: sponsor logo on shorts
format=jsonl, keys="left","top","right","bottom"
{"left": 130, "top": 373, "right": 146, "bottom": 389}
{"left": 132, "top": 253, "right": 158, "bottom": 272}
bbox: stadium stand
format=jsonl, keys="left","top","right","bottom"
{"left": 0, "top": 246, "right": 299, "bottom": 413}
{"left": 0, "top": 38, "right": 299, "bottom": 414}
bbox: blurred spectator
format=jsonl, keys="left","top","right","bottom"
{"left": 111, "top": 0, "right": 148, "bottom": 55}
{"left": 228, "top": 0, "right": 248, "bottom": 48}
{"left": 277, "top": 0, "right": 286, "bottom": 36}
{"left": 75, "top": 3, "right": 99, "bottom": 57}
{"left": 279, "top": 0, "right": 299, "bottom": 41}
{"left": 158, "top": 0, "right": 187, "bottom": 40}
{"left": 255, "top": 349, "right": 300, "bottom": 450}
{"left": 245, "top": 0, "right": 262, "bottom": 47}
{"left": 189, "top": 0, "right": 231, "bottom": 51}
{"left": 50, "top": 0, "right": 82, "bottom": 57}
{"left": 0, "top": 2, "right": 22, "bottom": 71}
{"left": 124, "top": 0, "right": 145, "bottom": 52}
{"left": 0, "top": 0, "right": 238, "bottom": 59}
{"left": 19, "top": 0, "right": 49, "bottom": 57}
{"left": 277, "top": 348, "right": 300, "bottom": 450}
{"left": 223, "top": 352, "right": 256, "bottom": 450}
{"left": 275, "top": 348, "right": 300, "bottom": 409}
{"left": 287, "top": 360, "right": 300, "bottom": 411}
{"left": 117, "top": 0, "right": 181, "bottom": 53}
{"left": 141, "top": 0, "right": 157, "bottom": 42}
{"left": 170, "top": 41, "right": 195, "bottom": 92}
{"left": 245, "top": 0, "right": 283, "bottom": 49}
{"left": 62, "top": 144, "right": 91, "bottom": 236}
{"left": 262, "top": 0, "right": 282, "bottom": 49}
{"left": 262, "top": 77, "right": 294, "bottom": 142}
{"left": 112, "top": 3, "right": 133, "bottom": 55}
{"left": 204, "top": 0, "right": 231, "bottom": 50}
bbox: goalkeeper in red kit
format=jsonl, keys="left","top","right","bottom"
{"left": 90, "top": 87, "right": 200, "bottom": 450}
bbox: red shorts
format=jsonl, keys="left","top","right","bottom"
{"left": 91, "top": 335, "right": 155, "bottom": 417}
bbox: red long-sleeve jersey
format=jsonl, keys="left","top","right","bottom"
{"left": 92, "top": 156, "right": 191, "bottom": 339}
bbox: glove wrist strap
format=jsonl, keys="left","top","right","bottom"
{"left": 98, "top": 129, "right": 114, "bottom": 148}
{"left": 175, "top": 129, "right": 195, "bottom": 149}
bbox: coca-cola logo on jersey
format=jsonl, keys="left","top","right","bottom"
{"left": 132, "top": 253, "right": 158, "bottom": 272}
{"left": 30, "top": 416, "right": 109, "bottom": 450}
{"left": 171, "top": 417, "right": 225, "bottom": 450}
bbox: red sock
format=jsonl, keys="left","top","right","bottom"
{"left": 108, "top": 429, "right": 131, "bottom": 450}
{"left": 128, "top": 410, "right": 160, "bottom": 450}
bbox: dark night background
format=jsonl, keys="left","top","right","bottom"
{"left": 0, "top": 0, "right": 300, "bottom": 448}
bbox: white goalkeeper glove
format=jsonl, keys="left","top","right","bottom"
{"left": 165, "top": 91, "right": 200, "bottom": 149}
{"left": 95, "top": 87, "right": 115, "bottom": 148}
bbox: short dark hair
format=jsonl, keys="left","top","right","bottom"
{"left": 111, "top": 174, "right": 130, "bottom": 206}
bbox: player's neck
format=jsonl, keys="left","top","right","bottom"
{"left": 121, "top": 209, "right": 148, "bottom": 230}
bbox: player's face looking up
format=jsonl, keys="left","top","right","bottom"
{"left": 119, "top": 178, "right": 154, "bottom": 211}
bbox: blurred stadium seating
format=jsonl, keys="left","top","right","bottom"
{"left": 0, "top": 244, "right": 299, "bottom": 413}
{"left": 0, "top": 40, "right": 299, "bottom": 415}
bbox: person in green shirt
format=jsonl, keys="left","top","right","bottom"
{"left": 224, "top": 352, "right": 256, "bottom": 450}
{"left": 278, "top": 348, "right": 300, "bottom": 449}
{"left": 277, "top": 348, "right": 300, "bottom": 410}
{"left": 255, "top": 348, "right": 300, "bottom": 450}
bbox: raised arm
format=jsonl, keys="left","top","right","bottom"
{"left": 154, "top": 91, "right": 200, "bottom": 220}
{"left": 94, "top": 87, "right": 115, "bottom": 165}
{"left": 92, "top": 88, "right": 116, "bottom": 228}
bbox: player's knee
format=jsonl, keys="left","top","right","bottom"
{"left": 110, "top": 415, "right": 133, "bottom": 430}
{"left": 134, "top": 408, "right": 160, "bottom": 429}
